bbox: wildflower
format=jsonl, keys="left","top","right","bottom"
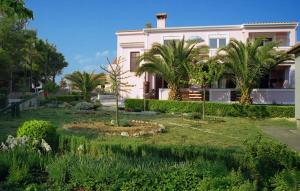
{"left": 77, "top": 144, "right": 84, "bottom": 154}
{"left": 0, "top": 143, "right": 8, "bottom": 151}
{"left": 32, "top": 139, "right": 40, "bottom": 147}
{"left": 41, "top": 139, "right": 52, "bottom": 152}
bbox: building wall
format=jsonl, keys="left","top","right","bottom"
{"left": 116, "top": 23, "right": 297, "bottom": 99}
{"left": 295, "top": 53, "right": 300, "bottom": 127}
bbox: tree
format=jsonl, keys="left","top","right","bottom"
{"left": 218, "top": 38, "right": 292, "bottom": 104}
{"left": 65, "top": 71, "right": 105, "bottom": 101}
{"left": 0, "top": 0, "right": 33, "bottom": 19}
{"left": 136, "top": 38, "right": 204, "bottom": 100}
{"left": 100, "top": 57, "right": 131, "bottom": 126}
{"left": 185, "top": 58, "right": 224, "bottom": 119}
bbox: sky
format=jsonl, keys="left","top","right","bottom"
{"left": 26, "top": 0, "right": 300, "bottom": 81}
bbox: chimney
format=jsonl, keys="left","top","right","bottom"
{"left": 156, "top": 13, "right": 167, "bottom": 28}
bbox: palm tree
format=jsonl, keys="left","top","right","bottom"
{"left": 65, "top": 71, "right": 105, "bottom": 101}
{"left": 136, "top": 38, "right": 207, "bottom": 100}
{"left": 218, "top": 38, "right": 292, "bottom": 105}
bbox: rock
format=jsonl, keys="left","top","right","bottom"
{"left": 132, "top": 132, "right": 140, "bottom": 137}
{"left": 121, "top": 132, "right": 129, "bottom": 137}
{"left": 139, "top": 131, "right": 147, "bottom": 136}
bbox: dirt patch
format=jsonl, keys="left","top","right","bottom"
{"left": 63, "top": 120, "right": 166, "bottom": 137}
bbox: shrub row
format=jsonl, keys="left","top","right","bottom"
{"left": 124, "top": 99, "right": 295, "bottom": 118}
{"left": 55, "top": 135, "right": 300, "bottom": 190}
{"left": 39, "top": 95, "right": 84, "bottom": 106}
{"left": 0, "top": 93, "right": 8, "bottom": 108}
{"left": 48, "top": 95, "right": 83, "bottom": 102}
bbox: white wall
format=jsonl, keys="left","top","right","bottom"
{"left": 158, "top": 88, "right": 295, "bottom": 105}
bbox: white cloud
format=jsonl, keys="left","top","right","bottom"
{"left": 72, "top": 50, "right": 111, "bottom": 72}
{"left": 96, "top": 50, "right": 109, "bottom": 58}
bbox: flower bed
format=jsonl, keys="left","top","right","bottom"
{"left": 63, "top": 120, "right": 166, "bottom": 137}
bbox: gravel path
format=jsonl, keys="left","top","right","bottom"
{"left": 261, "top": 126, "right": 300, "bottom": 151}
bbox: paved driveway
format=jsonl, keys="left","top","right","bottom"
{"left": 261, "top": 126, "right": 300, "bottom": 151}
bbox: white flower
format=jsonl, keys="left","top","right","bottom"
{"left": 41, "top": 139, "right": 52, "bottom": 152}
{"left": 32, "top": 138, "right": 39, "bottom": 146}
{"left": 77, "top": 144, "right": 84, "bottom": 153}
{"left": 0, "top": 143, "right": 8, "bottom": 151}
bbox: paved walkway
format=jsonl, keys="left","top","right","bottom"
{"left": 261, "top": 126, "right": 300, "bottom": 151}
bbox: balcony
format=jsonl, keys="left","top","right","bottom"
{"left": 249, "top": 32, "right": 290, "bottom": 47}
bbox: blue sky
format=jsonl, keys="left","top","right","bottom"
{"left": 27, "top": 0, "right": 300, "bottom": 81}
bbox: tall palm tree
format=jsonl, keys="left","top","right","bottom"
{"left": 218, "top": 38, "right": 292, "bottom": 104}
{"left": 136, "top": 38, "right": 207, "bottom": 100}
{"left": 65, "top": 71, "right": 105, "bottom": 101}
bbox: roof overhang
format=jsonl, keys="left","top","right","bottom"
{"left": 120, "top": 42, "right": 144, "bottom": 48}
{"left": 143, "top": 25, "right": 242, "bottom": 33}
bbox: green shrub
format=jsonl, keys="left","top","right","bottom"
{"left": 17, "top": 120, "right": 57, "bottom": 148}
{"left": 45, "top": 95, "right": 83, "bottom": 103}
{"left": 7, "top": 160, "right": 29, "bottom": 185}
{"left": 0, "top": 87, "right": 8, "bottom": 108}
{"left": 271, "top": 169, "right": 300, "bottom": 191}
{"left": 124, "top": 99, "right": 295, "bottom": 118}
{"left": 47, "top": 155, "right": 71, "bottom": 187}
{"left": 0, "top": 93, "right": 8, "bottom": 108}
{"left": 56, "top": 95, "right": 83, "bottom": 102}
{"left": 74, "top": 101, "right": 95, "bottom": 110}
{"left": 242, "top": 136, "right": 300, "bottom": 189}
{"left": 42, "top": 81, "right": 59, "bottom": 94}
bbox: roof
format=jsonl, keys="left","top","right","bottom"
{"left": 116, "top": 22, "right": 298, "bottom": 35}
{"left": 288, "top": 43, "right": 300, "bottom": 54}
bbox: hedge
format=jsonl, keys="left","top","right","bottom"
{"left": 47, "top": 95, "right": 83, "bottom": 102}
{"left": 0, "top": 93, "right": 8, "bottom": 108}
{"left": 124, "top": 99, "right": 295, "bottom": 118}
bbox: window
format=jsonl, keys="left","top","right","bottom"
{"left": 209, "top": 39, "right": 218, "bottom": 48}
{"left": 219, "top": 38, "right": 226, "bottom": 48}
{"left": 130, "top": 52, "right": 140, "bottom": 72}
{"left": 164, "top": 39, "right": 179, "bottom": 46}
{"left": 263, "top": 38, "right": 273, "bottom": 45}
{"left": 209, "top": 38, "right": 226, "bottom": 48}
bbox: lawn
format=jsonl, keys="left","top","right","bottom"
{"left": 0, "top": 107, "right": 299, "bottom": 191}
{"left": 0, "top": 107, "right": 296, "bottom": 148}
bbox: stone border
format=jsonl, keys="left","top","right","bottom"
{"left": 63, "top": 120, "right": 166, "bottom": 137}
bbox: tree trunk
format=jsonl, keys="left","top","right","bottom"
{"left": 168, "top": 86, "right": 182, "bottom": 100}
{"left": 202, "top": 88, "right": 206, "bottom": 120}
{"left": 240, "top": 88, "right": 252, "bottom": 105}
{"left": 52, "top": 75, "right": 55, "bottom": 83}
{"left": 116, "top": 93, "right": 119, "bottom": 126}
{"left": 9, "top": 71, "right": 13, "bottom": 93}
{"left": 29, "top": 60, "right": 33, "bottom": 92}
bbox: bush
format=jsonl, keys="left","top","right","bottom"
{"left": 0, "top": 93, "right": 8, "bottom": 108}
{"left": 45, "top": 95, "right": 83, "bottom": 103}
{"left": 74, "top": 101, "right": 95, "bottom": 110}
{"left": 17, "top": 120, "right": 57, "bottom": 148}
{"left": 42, "top": 81, "right": 59, "bottom": 94}
{"left": 124, "top": 99, "right": 295, "bottom": 118}
{"left": 242, "top": 136, "right": 300, "bottom": 189}
{"left": 271, "top": 169, "right": 300, "bottom": 191}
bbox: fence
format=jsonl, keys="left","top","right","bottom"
{"left": 159, "top": 88, "right": 295, "bottom": 105}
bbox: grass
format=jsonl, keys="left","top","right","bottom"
{"left": 0, "top": 107, "right": 296, "bottom": 148}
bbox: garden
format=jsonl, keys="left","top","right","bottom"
{"left": 0, "top": 100, "right": 299, "bottom": 190}
{"left": 0, "top": 1, "right": 299, "bottom": 190}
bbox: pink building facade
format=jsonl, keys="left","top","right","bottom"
{"left": 116, "top": 13, "right": 298, "bottom": 104}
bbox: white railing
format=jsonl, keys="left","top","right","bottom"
{"left": 158, "top": 88, "right": 295, "bottom": 105}
{"left": 208, "top": 89, "right": 232, "bottom": 103}
{"left": 251, "top": 89, "right": 294, "bottom": 105}
{"left": 159, "top": 88, "right": 170, "bottom": 100}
